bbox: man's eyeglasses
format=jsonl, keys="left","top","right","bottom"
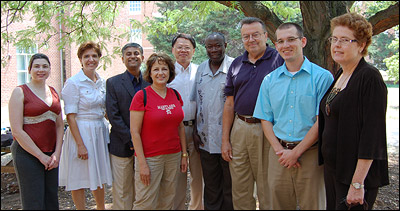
{"left": 328, "top": 37, "right": 358, "bottom": 45}
{"left": 242, "top": 33, "right": 263, "bottom": 42}
{"left": 276, "top": 37, "right": 302, "bottom": 45}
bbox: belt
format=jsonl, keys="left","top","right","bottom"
{"left": 237, "top": 114, "right": 260, "bottom": 123}
{"left": 183, "top": 120, "right": 195, "bottom": 126}
{"left": 277, "top": 138, "right": 300, "bottom": 150}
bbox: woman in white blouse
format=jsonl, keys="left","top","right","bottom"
{"left": 59, "top": 41, "right": 112, "bottom": 210}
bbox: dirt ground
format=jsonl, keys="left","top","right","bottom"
{"left": 1, "top": 170, "right": 191, "bottom": 210}
{"left": 1, "top": 149, "right": 398, "bottom": 210}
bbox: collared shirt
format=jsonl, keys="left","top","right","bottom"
{"left": 253, "top": 57, "right": 334, "bottom": 142}
{"left": 190, "top": 55, "right": 234, "bottom": 153}
{"left": 168, "top": 62, "right": 198, "bottom": 121}
{"left": 62, "top": 69, "right": 106, "bottom": 119}
{"left": 225, "top": 45, "right": 284, "bottom": 115}
{"left": 127, "top": 70, "right": 143, "bottom": 93}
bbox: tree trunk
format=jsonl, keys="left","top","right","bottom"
{"left": 301, "top": 1, "right": 349, "bottom": 74}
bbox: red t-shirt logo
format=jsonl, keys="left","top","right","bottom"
{"left": 157, "top": 104, "right": 176, "bottom": 115}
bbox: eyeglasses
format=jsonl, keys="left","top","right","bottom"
{"left": 328, "top": 37, "right": 358, "bottom": 45}
{"left": 276, "top": 37, "right": 302, "bottom": 45}
{"left": 242, "top": 33, "right": 263, "bottom": 42}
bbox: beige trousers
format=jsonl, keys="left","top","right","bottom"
{"left": 110, "top": 154, "right": 135, "bottom": 210}
{"left": 174, "top": 125, "right": 204, "bottom": 210}
{"left": 268, "top": 145, "right": 326, "bottom": 210}
{"left": 229, "top": 115, "right": 270, "bottom": 210}
{"left": 133, "top": 152, "right": 181, "bottom": 210}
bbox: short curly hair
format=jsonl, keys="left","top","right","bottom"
{"left": 77, "top": 41, "right": 102, "bottom": 59}
{"left": 143, "top": 53, "right": 176, "bottom": 84}
{"left": 330, "top": 12, "right": 373, "bottom": 56}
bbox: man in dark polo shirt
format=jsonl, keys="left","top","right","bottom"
{"left": 221, "top": 17, "right": 284, "bottom": 210}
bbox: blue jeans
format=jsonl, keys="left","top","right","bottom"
{"left": 11, "top": 141, "right": 59, "bottom": 210}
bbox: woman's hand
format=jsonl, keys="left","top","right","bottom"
{"left": 139, "top": 162, "right": 151, "bottom": 186}
{"left": 38, "top": 153, "right": 52, "bottom": 170}
{"left": 47, "top": 152, "right": 61, "bottom": 170}
{"left": 77, "top": 144, "right": 88, "bottom": 160}
{"left": 346, "top": 185, "right": 365, "bottom": 206}
{"left": 180, "top": 156, "right": 188, "bottom": 173}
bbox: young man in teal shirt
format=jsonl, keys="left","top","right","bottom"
{"left": 253, "top": 23, "right": 333, "bottom": 210}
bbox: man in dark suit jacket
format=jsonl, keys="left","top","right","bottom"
{"left": 106, "top": 43, "right": 150, "bottom": 210}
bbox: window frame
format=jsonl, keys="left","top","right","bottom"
{"left": 129, "top": 1, "right": 141, "bottom": 15}
{"left": 16, "top": 46, "right": 37, "bottom": 85}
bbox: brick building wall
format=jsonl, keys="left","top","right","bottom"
{"left": 1, "top": 1, "right": 159, "bottom": 128}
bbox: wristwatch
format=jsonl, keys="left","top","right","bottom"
{"left": 351, "top": 182, "right": 364, "bottom": 190}
{"left": 181, "top": 153, "right": 188, "bottom": 158}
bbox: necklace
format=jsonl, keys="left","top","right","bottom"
{"left": 151, "top": 85, "right": 167, "bottom": 98}
{"left": 325, "top": 73, "right": 351, "bottom": 116}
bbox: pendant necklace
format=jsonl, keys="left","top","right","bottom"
{"left": 325, "top": 73, "right": 351, "bottom": 116}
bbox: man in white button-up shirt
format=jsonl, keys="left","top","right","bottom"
{"left": 168, "top": 33, "right": 204, "bottom": 210}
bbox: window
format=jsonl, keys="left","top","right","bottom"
{"left": 129, "top": 1, "right": 141, "bottom": 14}
{"left": 130, "top": 29, "right": 142, "bottom": 45}
{"left": 16, "top": 46, "right": 37, "bottom": 85}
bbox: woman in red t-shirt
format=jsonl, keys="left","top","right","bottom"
{"left": 130, "top": 53, "right": 188, "bottom": 209}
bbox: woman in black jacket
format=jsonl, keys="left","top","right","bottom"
{"left": 319, "top": 12, "right": 389, "bottom": 210}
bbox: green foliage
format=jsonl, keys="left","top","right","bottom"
{"left": 368, "top": 32, "right": 396, "bottom": 71}
{"left": 1, "top": 1, "right": 129, "bottom": 70}
{"left": 143, "top": 1, "right": 245, "bottom": 65}
{"left": 353, "top": 1, "right": 398, "bottom": 18}
{"left": 261, "top": 1, "right": 302, "bottom": 23}
{"left": 352, "top": 1, "right": 399, "bottom": 82}
{"left": 384, "top": 26, "right": 399, "bottom": 83}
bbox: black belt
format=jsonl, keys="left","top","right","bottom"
{"left": 237, "top": 114, "right": 261, "bottom": 123}
{"left": 277, "top": 138, "right": 300, "bottom": 150}
{"left": 183, "top": 120, "right": 195, "bottom": 126}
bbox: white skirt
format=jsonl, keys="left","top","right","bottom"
{"left": 59, "top": 118, "right": 112, "bottom": 191}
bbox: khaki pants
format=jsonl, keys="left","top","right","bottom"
{"left": 134, "top": 152, "right": 181, "bottom": 210}
{"left": 229, "top": 115, "right": 270, "bottom": 210}
{"left": 268, "top": 145, "right": 325, "bottom": 210}
{"left": 110, "top": 154, "right": 135, "bottom": 210}
{"left": 174, "top": 125, "right": 204, "bottom": 210}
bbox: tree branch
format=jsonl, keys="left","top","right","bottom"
{"left": 1, "top": 1, "right": 28, "bottom": 30}
{"left": 111, "top": 2, "right": 117, "bottom": 27}
{"left": 368, "top": 2, "right": 399, "bottom": 35}
{"left": 216, "top": 1, "right": 243, "bottom": 13}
